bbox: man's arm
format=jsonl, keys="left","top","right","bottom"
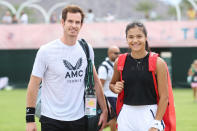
{"left": 100, "top": 79, "right": 105, "bottom": 87}
{"left": 93, "top": 65, "right": 108, "bottom": 131}
{"left": 27, "top": 75, "right": 42, "bottom": 107}
{"left": 26, "top": 75, "right": 42, "bottom": 131}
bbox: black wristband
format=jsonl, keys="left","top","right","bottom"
{"left": 26, "top": 115, "right": 35, "bottom": 123}
{"left": 26, "top": 107, "right": 35, "bottom": 123}
{"left": 26, "top": 107, "right": 35, "bottom": 114}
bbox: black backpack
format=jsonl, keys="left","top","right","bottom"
{"left": 78, "top": 39, "right": 116, "bottom": 131}
{"left": 98, "top": 60, "right": 113, "bottom": 75}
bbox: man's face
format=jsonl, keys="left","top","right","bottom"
{"left": 62, "top": 12, "right": 82, "bottom": 37}
{"left": 109, "top": 48, "right": 120, "bottom": 62}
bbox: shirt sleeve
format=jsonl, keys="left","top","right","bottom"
{"left": 98, "top": 65, "right": 108, "bottom": 80}
{"left": 31, "top": 47, "right": 47, "bottom": 78}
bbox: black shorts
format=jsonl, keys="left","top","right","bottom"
{"left": 107, "top": 97, "right": 117, "bottom": 115}
{"left": 40, "top": 115, "right": 86, "bottom": 131}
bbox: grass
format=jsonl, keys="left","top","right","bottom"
{"left": 0, "top": 89, "right": 26, "bottom": 131}
{"left": 0, "top": 88, "right": 197, "bottom": 131}
{"left": 173, "top": 88, "right": 197, "bottom": 131}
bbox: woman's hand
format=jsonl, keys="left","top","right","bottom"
{"left": 113, "top": 81, "right": 124, "bottom": 94}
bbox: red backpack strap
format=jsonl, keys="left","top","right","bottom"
{"left": 164, "top": 62, "right": 176, "bottom": 131}
{"left": 149, "top": 52, "right": 159, "bottom": 72}
{"left": 116, "top": 53, "right": 127, "bottom": 116}
{"left": 149, "top": 52, "right": 159, "bottom": 102}
{"left": 117, "top": 53, "right": 128, "bottom": 80}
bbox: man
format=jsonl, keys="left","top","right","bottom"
{"left": 2, "top": 11, "right": 12, "bottom": 24}
{"left": 20, "top": 11, "right": 28, "bottom": 24}
{"left": 26, "top": 5, "right": 108, "bottom": 131}
{"left": 98, "top": 46, "right": 120, "bottom": 131}
{"left": 86, "top": 9, "right": 95, "bottom": 23}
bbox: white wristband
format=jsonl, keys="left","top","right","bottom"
{"left": 151, "top": 120, "right": 163, "bottom": 131}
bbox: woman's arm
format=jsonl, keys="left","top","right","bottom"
{"left": 110, "top": 59, "right": 124, "bottom": 94}
{"left": 155, "top": 57, "right": 169, "bottom": 121}
{"left": 188, "top": 68, "right": 194, "bottom": 76}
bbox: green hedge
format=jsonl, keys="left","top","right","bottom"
{"left": 0, "top": 47, "right": 196, "bottom": 88}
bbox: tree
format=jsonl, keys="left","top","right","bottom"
{"left": 136, "top": 0, "right": 155, "bottom": 19}
{"left": 168, "top": 5, "right": 177, "bottom": 19}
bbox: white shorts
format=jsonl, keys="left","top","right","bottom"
{"left": 117, "top": 104, "right": 165, "bottom": 131}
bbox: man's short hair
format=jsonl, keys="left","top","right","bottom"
{"left": 62, "top": 5, "right": 85, "bottom": 24}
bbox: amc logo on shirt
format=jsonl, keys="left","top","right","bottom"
{"left": 63, "top": 58, "right": 84, "bottom": 79}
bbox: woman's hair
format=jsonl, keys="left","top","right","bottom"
{"left": 125, "top": 22, "right": 150, "bottom": 51}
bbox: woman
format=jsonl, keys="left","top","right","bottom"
{"left": 110, "top": 22, "right": 168, "bottom": 131}
{"left": 190, "top": 60, "right": 197, "bottom": 102}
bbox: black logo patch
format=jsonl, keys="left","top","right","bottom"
{"left": 63, "top": 58, "right": 84, "bottom": 82}
{"left": 63, "top": 58, "right": 82, "bottom": 70}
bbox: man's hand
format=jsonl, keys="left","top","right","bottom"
{"left": 149, "top": 127, "right": 158, "bottom": 131}
{"left": 98, "top": 109, "right": 108, "bottom": 131}
{"left": 26, "top": 122, "right": 37, "bottom": 131}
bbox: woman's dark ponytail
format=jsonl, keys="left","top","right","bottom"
{"left": 145, "top": 40, "right": 150, "bottom": 51}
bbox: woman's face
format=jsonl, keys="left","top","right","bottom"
{"left": 126, "top": 27, "right": 147, "bottom": 52}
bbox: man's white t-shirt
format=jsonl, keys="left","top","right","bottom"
{"left": 98, "top": 57, "right": 117, "bottom": 97}
{"left": 32, "top": 39, "right": 94, "bottom": 121}
{"left": 20, "top": 14, "right": 28, "bottom": 24}
{"left": 2, "top": 16, "right": 12, "bottom": 24}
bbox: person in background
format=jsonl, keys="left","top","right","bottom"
{"left": 187, "top": 62, "right": 194, "bottom": 84}
{"left": 187, "top": 7, "right": 196, "bottom": 20}
{"left": 0, "top": 76, "right": 9, "bottom": 90}
{"left": 26, "top": 5, "right": 108, "bottom": 131}
{"left": 50, "top": 12, "right": 58, "bottom": 23}
{"left": 110, "top": 22, "right": 168, "bottom": 131}
{"left": 2, "top": 11, "right": 12, "bottom": 24}
{"left": 98, "top": 46, "right": 120, "bottom": 131}
{"left": 85, "top": 9, "right": 95, "bottom": 22}
{"left": 20, "top": 11, "right": 28, "bottom": 24}
{"left": 188, "top": 59, "right": 197, "bottom": 102}
{"left": 12, "top": 14, "right": 18, "bottom": 24}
